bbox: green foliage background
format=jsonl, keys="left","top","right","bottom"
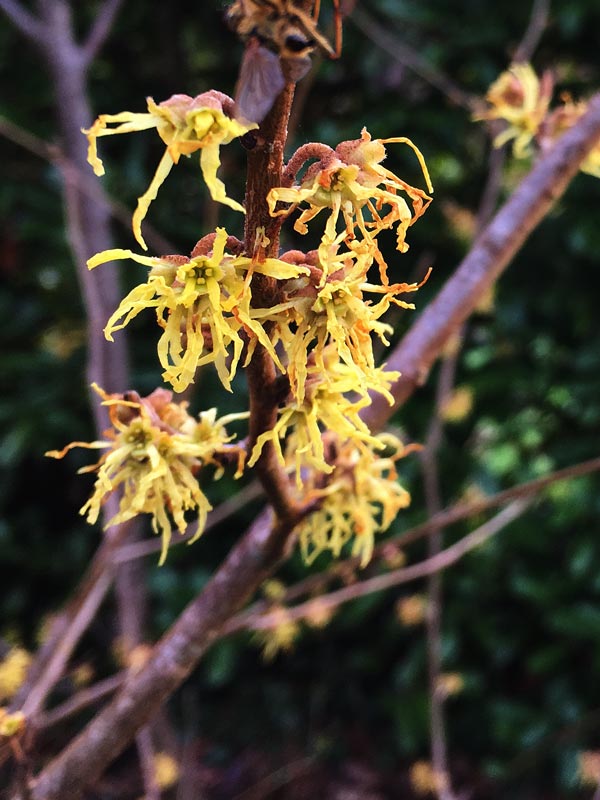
{"left": 1, "top": 0, "right": 600, "bottom": 796}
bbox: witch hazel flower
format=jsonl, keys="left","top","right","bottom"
{"left": 250, "top": 238, "right": 426, "bottom": 403}
{"left": 46, "top": 385, "right": 248, "bottom": 564}
{"left": 267, "top": 128, "right": 433, "bottom": 282}
{"left": 474, "top": 63, "right": 554, "bottom": 158}
{"left": 87, "top": 227, "right": 309, "bottom": 393}
{"left": 296, "top": 432, "right": 414, "bottom": 566}
{"left": 248, "top": 346, "right": 400, "bottom": 488}
{"left": 83, "top": 91, "right": 257, "bottom": 249}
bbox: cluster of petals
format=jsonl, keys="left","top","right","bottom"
{"left": 88, "top": 228, "right": 309, "bottom": 393}
{"left": 476, "top": 62, "right": 600, "bottom": 179}
{"left": 267, "top": 128, "right": 433, "bottom": 282}
{"left": 71, "top": 96, "right": 437, "bottom": 566}
{"left": 296, "top": 432, "right": 414, "bottom": 566}
{"left": 249, "top": 346, "right": 400, "bottom": 488}
{"left": 252, "top": 238, "right": 425, "bottom": 404}
{"left": 46, "top": 385, "right": 246, "bottom": 563}
{"left": 474, "top": 62, "right": 554, "bottom": 157}
{"left": 83, "top": 91, "right": 257, "bottom": 249}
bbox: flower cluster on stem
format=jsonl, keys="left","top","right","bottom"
{"left": 476, "top": 62, "right": 600, "bottom": 176}
{"left": 51, "top": 36, "right": 434, "bottom": 563}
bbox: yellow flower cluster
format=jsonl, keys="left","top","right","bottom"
{"left": 476, "top": 62, "right": 600, "bottom": 175}
{"left": 248, "top": 131, "right": 429, "bottom": 558}
{"left": 409, "top": 760, "right": 448, "bottom": 796}
{"left": 254, "top": 607, "right": 300, "bottom": 661}
{"left": 295, "top": 432, "right": 413, "bottom": 566}
{"left": 47, "top": 385, "right": 247, "bottom": 563}
{"left": 0, "top": 708, "right": 26, "bottom": 738}
{"left": 62, "top": 90, "right": 435, "bottom": 565}
{"left": 88, "top": 228, "right": 308, "bottom": 393}
{"left": 475, "top": 63, "right": 553, "bottom": 157}
{"left": 269, "top": 128, "right": 432, "bottom": 282}
{"left": 0, "top": 647, "right": 31, "bottom": 702}
{"left": 84, "top": 91, "right": 257, "bottom": 249}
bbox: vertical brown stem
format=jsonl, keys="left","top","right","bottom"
{"left": 244, "top": 83, "right": 303, "bottom": 522}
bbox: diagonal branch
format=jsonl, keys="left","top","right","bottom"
{"left": 0, "top": 0, "right": 45, "bottom": 44}
{"left": 349, "top": 5, "right": 476, "bottom": 111}
{"left": 512, "top": 0, "right": 551, "bottom": 64}
{"left": 245, "top": 500, "right": 531, "bottom": 630}
{"left": 80, "top": 0, "right": 124, "bottom": 67}
{"left": 362, "top": 92, "right": 600, "bottom": 432}
{"left": 224, "top": 454, "right": 600, "bottom": 629}
{"left": 28, "top": 511, "right": 302, "bottom": 800}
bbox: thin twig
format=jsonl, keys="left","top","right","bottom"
{"left": 35, "top": 674, "right": 126, "bottom": 731}
{"left": 81, "top": 0, "right": 124, "bottom": 67}
{"left": 421, "top": 350, "right": 460, "bottom": 800}
{"left": 0, "top": 114, "right": 176, "bottom": 254}
{"left": 512, "top": 0, "right": 551, "bottom": 64}
{"left": 19, "top": 570, "right": 114, "bottom": 720}
{"left": 225, "top": 454, "right": 600, "bottom": 627}
{"left": 232, "top": 755, "right": 315, "bottom": 800}
{"left": 349, "top": 5, "right": 476, "bottom": 111}
{"left": 242, "top": 500, "right": 531, "bottom": 632}
{"left": 0, "top": 0, "right": 44, "bottom": 43}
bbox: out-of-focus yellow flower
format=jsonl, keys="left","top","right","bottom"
{"left": 46, "top": 385, "right": 247, "bottom": 564}
{"left": 410, "top": 760, "right": 448, "bottom": 795}
{"left": 0, "top": 708, "right": 26, "bottom": 738}
{"left": 71, "top": 663, "right": 94, "bottom": 688}
{"left": 440, "top": 199, "right": 477, "bottom": 244}
{"left": 268, "top": 128, "right": 432, "bottom": 282}
{"left": 381, "top": 544, "right": 406, "bottom": 569}
{"left": 83, "top": 91, "right": 257, "bottom": 248}
{"left": 0, "top": 647, "right": 31, "bottom": 702}
{"left": 254, "top": 608, "right": 300, "bottom": 661}
{"left": 153, "top": 752, "right": 180, "bottom": 789}
{"left": 474, "top": 285, "right": 495, "bottom": 314}
{"left": 296, "top": 432, "right": 412, "bottom": 566}
{"left": 435, "top": 672, "right": 465, "bottom": 698}
{"left": 440, "top": 386, "right": 474, "bottom": 423}
{"left": 88, "top": 227, "right": 308, "bottom": 393}
{"left": 396, "top": 594, "right": 427, "bottom": 626}
{"left": 579, "top": 751, "right": 600, "bottom": 787}
{"left": 475, "top": 63, "right": 553, "bottom": 157}
{"left": 304, "top": 599, "right": 334, "bottom": 629}
{"left": 261, "top": 579, "right": 287, "bottom": 601}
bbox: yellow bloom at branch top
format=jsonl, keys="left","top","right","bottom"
{"left": 88, "top": 228, "right": 309, "bottom": 393}
{"left": 268, "top": 128, "right": 432, "bottom": 282}
{"left": 474, "top": 63, "right": 553, "bottom": 158}
{"left": 83, "top": 91, "right": 257, "bottom": 249}
{"left": 46, "top": 385, "right": 247, "bottom": 564}
{"left": 296, "top": 432, "right": 413, "bottom": 566}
